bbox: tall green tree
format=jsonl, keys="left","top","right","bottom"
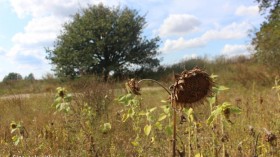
{"left": 47, "top": 4, "right": 160, "bottom": 81}
{"left": 252, "top": 0, "right": 280, "bottom": 71}
{"left": 3, "top": 72, "right": 22, "bottom": 82}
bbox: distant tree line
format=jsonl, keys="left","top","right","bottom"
{"left": 2, "top": 73, "right": 35, "bottom": 82}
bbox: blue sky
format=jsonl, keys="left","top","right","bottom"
{"left": 0, "top": 0, "right": 264, "bottom": 80}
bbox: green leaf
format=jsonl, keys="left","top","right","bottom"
{"left": 138, "top": 111, "right": 146, "bottom": 116}
{"left": 206, "top": 114, "right": 215, "bottom": 125}
{"left": 144, "top": 124, "right": 152, "bottom": 136}
{"left": 151, "top": 137, "right": 155, "bottom": 143}
{"left": 149, "top": 107, "right": 157, "bottom": 112}
{"left": 220, "top": 102, "right": 232, "bottom": 111}
{"left": 217, "top": 85, "right": 229, "bottom": 91}
{"left": 122, "top": 113, "right": 129, "bottom": 122}
{"left": 12, "top": 136, "right": 20, "bottom": 146}
{"left": 118, "top": 94, "right": 133, "bottom": 104}
{"left": 158, "top": 114, "right": 167, "bottom": 121}
{"left": 207, "top": 107, "right": 222, "bottom": 125}
{"left": 52, "top": 97, "right": 62, "bottom": 107}
{"left": 207, "top": 96, "right": 216, "bottom": 107}
{"left": 11, "top": 128, "right": 17, "bottom": 134}
{"left": 161, "top": 105, "right": 170, "bottom": 114}
{"left": 165, "top": 125, "right": 173, "bottom": 136}
{"left": 229, "top": 106, "right": 242, "bottom": 114}
{"left": 195, "top": 153, "right": 203, "bottom": 157}
{"left": 210, "top": 74, "right": 218, "bottom": 79}
{"left": 146, "top": 114, "right": 153, "bottom": 122}
{"left": 127, "top": 108, "right": 135, "bottom": 117}
{"left": 131, "top": 141, "right": 139, "bottom": 147}
{"left": 155, "top": 121, "right": 162, "bottom": 130}
{"left": 130, "top": 99, "right": 140, "bottom": 107}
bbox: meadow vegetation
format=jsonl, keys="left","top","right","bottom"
{"left": 0, "top": 57, "right": 279, "bottom": 156}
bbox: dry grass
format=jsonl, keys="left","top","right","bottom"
{"left": 0, "top": 73, "right": 280, "bottom": 156}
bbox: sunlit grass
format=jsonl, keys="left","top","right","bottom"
{"left": 0, "top": 61, "right": 279, "bottom": 156}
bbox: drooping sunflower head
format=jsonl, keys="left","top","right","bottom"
{"left": 125, "top": 78, "right": 141, "bottom": 95}
{"left": 171, "top": 67, "right": 213, "bottom": 108}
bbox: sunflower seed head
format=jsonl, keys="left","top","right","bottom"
{"left": 171, "top": 67, "right": 213, "bottom": 108}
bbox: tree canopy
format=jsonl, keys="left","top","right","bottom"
{"left": 47, "top": 4, "right": 160, "bottom": 81}
{"left": 24, "top": 73, "right": 35, "bottom": 81}
{"left": 3, "top": 72, "right": 23, "bottom": 82}
{"left": 256, "top": 0, "right": 280, "bottom": 12}
{"left": 252, "top": 0, "right": 280, "bottom": 71}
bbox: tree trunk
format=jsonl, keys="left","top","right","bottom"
{"left": 103, "top": 69, "right": 109, "bottom": 82}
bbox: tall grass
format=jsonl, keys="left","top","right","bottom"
{"left": 0, "top": 56, "right": 279, "bottom": 156}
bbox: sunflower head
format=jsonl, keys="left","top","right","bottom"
{"left": 171, "top": 67, "right": 213, "bottom": 109}
{"left": 126, "top": 78, "right": 141, "bottom": 95}
{"left": 10, "top": 122, "right": 17, "bottom": 129}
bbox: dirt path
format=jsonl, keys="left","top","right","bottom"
{"left": 0, "top": 93, "right": 52, "bottom": 100}
{"left": 0, "top": 87, "right": 166, "bottom": 100}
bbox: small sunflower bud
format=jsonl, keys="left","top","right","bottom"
{"left": 59, "top": 90, "right": 65, "bottom": 98}
{"left": 11, "top": 123, "right": 17, "bottom": 129}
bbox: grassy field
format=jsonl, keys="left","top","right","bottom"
{"left": 0, "top": 62, "right": 280, "bottom": 156}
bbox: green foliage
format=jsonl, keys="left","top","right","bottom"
{"left": 3, "top": 72, "right": 22, "bottom": 82}
{"left": 116, "top": 93, "right": 173, "bottom": 155}
{"left": 10, "top": 121, "right": 28, "bottom": 146}
{"left": 46, "top": 4, "right": 160, "bottom": 81}
{"left": 144, "top": 124, "right": 152, "bottom": 136}
{"left": 252, "top": 1, "right": 280, "bottom": 71}
{"left": 24, "top": 73, "right": 35, "bottom": 81}
{"left": 117, "top": 93, "right": 140, "bottom": 122}
{"left": 256, "top": 0, "right": 280, "bottom": 13}
{"left": 207, "top": 102, "right": 241, "bottom": 125}
{"left": 52, "top": 87, "right": 72, "bottom": 113}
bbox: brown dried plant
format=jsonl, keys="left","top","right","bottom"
{"left": 125, "top": 67, "right": 213, "bottom": 110}
{"left": 125, "top": 67, "right": 213, "bottom": 157}
{"left": 170, "top": 67, "right": 213, "bottom": 109}
{"left": 126, "top": 78, "right": 141, "bottom": 95}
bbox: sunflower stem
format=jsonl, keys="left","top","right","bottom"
{"left": 138, "top": 79, "right": 171, "bottom": 95}
{"left": 173, "top": 108, "right": 177, "bottom": 157}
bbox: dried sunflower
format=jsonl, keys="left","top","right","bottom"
{"left": 171, "top": 67, "right": 213, "bottom": 109}
{"left": 125, "top": 78, "right": 141, "bottom": 95}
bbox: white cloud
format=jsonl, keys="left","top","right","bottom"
{"left": 11, "top": 16, "right": 65, "bottom": 46}
{"left": 160, "top": 37, "right": 206, "bottom": 53}
{"left": 10, "top": 0, "right": 121, "bottom": 18}
{"left": 161, "top": 22, "right": 251, "bottom": 53}
{"left": 159, "top": 14, "right": 201, "bottom": 36}
{"left": 235, "top": 5, "right": 259, "bottom": 16}
{"left": 221, "top": 44, "right": 253, "bottom": 57}
{"left": 201, "top": 22, "right": 251, "bottom": 40}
